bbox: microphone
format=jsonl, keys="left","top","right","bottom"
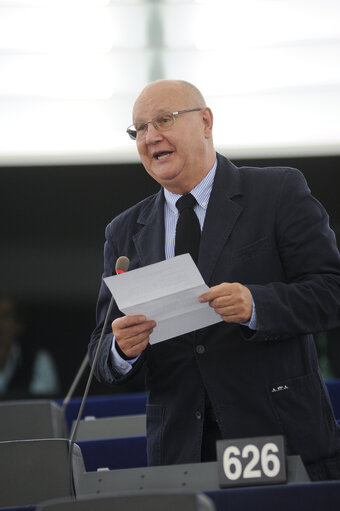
{"left": 67, "top": 256, "right": 130, "bottom": 493}
{"left": 62, "top": 257, "right": 131, "bottom": 416}
{"left": 115, "top": 255, "right": 130, "bottom": 274}
{"left": 69, "top": 255, "right": 130, "bottom": 444}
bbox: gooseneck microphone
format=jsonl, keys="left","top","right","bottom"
{"left": 68, "top": 256, "right": 130, "bottom": 493}
{"left": 62, "top": 257, "right": 131, "bottom": 416}
{"left": 61, "top": 355, "right": 89, "bottom": 415}
{"left": 69, "top": 256, "right": 130, "bottom": 445}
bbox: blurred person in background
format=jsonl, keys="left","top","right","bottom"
{"left": 0, "top": 296, "right": 60, "bottom": 399}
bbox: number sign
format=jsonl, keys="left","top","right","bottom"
{"left": 217, "top": 435, "right": 287, "bottom": 487}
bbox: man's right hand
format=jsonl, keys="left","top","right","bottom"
{"left": 112, "top": 315, "right": 156, "bottom": 358}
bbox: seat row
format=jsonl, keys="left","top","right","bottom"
{"left": 0, "top": 381, "right": 339, "bottom": 510}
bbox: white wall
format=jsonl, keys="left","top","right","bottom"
{"left": 1, "top": 0, "right": 339, "bottom": 165}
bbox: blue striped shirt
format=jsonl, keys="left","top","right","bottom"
{"left": 163, "top": 160, "right": 217, "bottom": 259}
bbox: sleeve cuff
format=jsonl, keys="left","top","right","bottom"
{"left": 240, "top": 296, "right": 258, "bottom": 331}
{"left": 110, "top": 336, "right": 139, "bottom": 375}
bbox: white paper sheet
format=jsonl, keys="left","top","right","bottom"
{"left": 104, "top": 254, "right": 222, "bottom": 344}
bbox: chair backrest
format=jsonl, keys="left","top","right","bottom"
{"left": 78, "top": 436, "right": 147, "bottom": 472}
{"left": 0, "top": 400, "right": 66, "bottom": 441}
{"left": 64, "top": 393, "right": 147, "bottom": 431}
{"left": 37, "top": 491, "right": 216, "bottom": 511}
{"left": 71, "top": 414, "right": 146, "bottom": 441}
{"left": 326, "top": 380, "right": 340, "bottom": 420}
{"left": 0, "top": 438, "right": 85, "bottom": 507}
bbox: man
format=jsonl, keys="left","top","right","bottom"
{"left": 89, "top": 79, "right": 340, "bottom": 481}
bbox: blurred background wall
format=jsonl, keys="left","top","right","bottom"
{"left": 1, "top": 0, "right": 340, "bottom": 398}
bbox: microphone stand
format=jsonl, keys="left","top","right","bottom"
{"left": 69, "top": 295, "right": 115, "bottom": 446}
{"left": 61, "top": 353, "right": 89, "bottom": 417}
{"left": 67, "top": 256, "right": 129, "bottom": 495}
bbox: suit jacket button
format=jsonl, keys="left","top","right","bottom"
{"left": 196, "top": 345, "right": 205, "bottom": 354}
{"left": 195, "top": 410, "right": 202, "bottom": 420}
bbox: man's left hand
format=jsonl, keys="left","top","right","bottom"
{"left": 199, "top": 283, "right": 252, "bottom": 323}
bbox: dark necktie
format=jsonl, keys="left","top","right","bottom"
{"left": 175, "top": 193, "right": 201, "bottom": 263}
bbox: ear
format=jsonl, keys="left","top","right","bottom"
{"left": 202, "top": 107, "right": 213, "bottom": 138}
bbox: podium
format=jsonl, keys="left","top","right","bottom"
{"left": 37, "top": 492, "right": 216, "bottom": 511}
{"left": 74, "top": 455, "right": 309, "bottom": 497}
{"left": 0, "top": 439, "right": 83, "bottom": 507}
{"left": 0, "top": 400, "right": 66, "bottom": 441}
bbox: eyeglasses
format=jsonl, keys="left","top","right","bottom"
{"left": 126, "top": 108, "right": 202, "bottom": 140}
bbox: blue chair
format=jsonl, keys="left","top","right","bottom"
{"left": 78, "top": 436, "right": 147, "bottom": 472}
{"left": 326, "top": 380, "right": 340, "bottom": 420}
{"left": 62, "top": 393, "right": 147, "bottom": 433}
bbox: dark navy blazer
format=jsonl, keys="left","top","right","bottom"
{"left": 89, "top": 153, "right": 340, "bottom": 478}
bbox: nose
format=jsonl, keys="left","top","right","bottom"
{"left": 145, "top": 122, "right": 163, "bottom": 144}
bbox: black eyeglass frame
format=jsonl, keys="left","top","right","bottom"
{"left": 126, "top": 108, "right": 202, "bottom": 140}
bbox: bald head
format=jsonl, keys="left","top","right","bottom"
{"left": 133, "top": 80, "right": 207, "bottom": 117}
{"left": 131, "top": 79, "right": 216, "bottom": 195}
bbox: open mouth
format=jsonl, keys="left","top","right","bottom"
{"left": 154, "top": 151, "right": 173, "bottom": 160}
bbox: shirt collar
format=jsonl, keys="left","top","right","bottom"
{"left": 164, "top": 159, "right": 217, "bottom": 214}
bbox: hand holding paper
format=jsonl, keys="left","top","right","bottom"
{"left": 104, "top": 254, "right": 222, "bottom": 345}
{"left": 112, "top": 314, "right": 156, "bottom": 358}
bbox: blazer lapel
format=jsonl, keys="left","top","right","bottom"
{"left": 133, "top": 189, "right": 165, "bottom": 266}
{"left": 198, "top": 155, "right": 243, "bottom": 285}
{"left": 131, "top": 155, "right": 242, "bottom": 282}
